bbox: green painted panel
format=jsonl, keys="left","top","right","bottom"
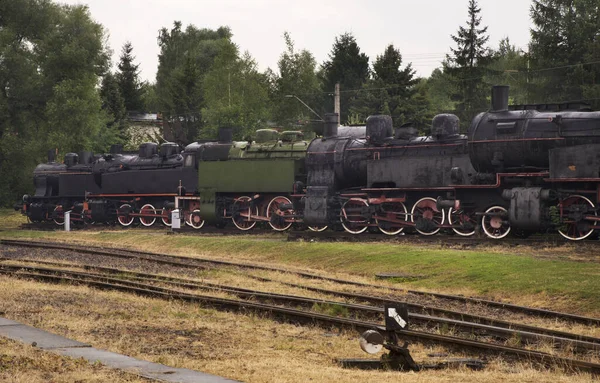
{"left": 198, "top": 159, "right": 303, "bottom": 192}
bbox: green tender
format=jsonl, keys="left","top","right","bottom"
{"left": 198, "top": 159, "right": 303, "bottom": 193}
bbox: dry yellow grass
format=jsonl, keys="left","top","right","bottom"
{"left": 0, "top": 337, "right": 149, "bottom": 383}
{"left": 0, "top": 276, "right": 595, "bottom": 383}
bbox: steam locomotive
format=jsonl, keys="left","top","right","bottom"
{"left": 18, "top": 86, "right": 600, "bottom": 240}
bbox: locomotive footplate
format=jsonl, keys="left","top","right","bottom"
{"left": 338, "top": 304, "right": 486, "bottom": 372}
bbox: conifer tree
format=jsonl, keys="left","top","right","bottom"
{"left": 117, "top": 41, "right": 144, "bottom": 112}
{"left": 444, "top": 0, "right": 493, "bottom": 129}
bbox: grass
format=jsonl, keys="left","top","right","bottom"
{"left": 0, "top": 337, "right": 149, "bottom": 383}
{"left": 0, "top": 277, "right": 595, "bottom": 383}
{"left": 2, "top": 208, "right": 600, "bottom": 316}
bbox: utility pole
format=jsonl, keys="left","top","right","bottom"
{"left": 334, "top": 83, "right": 340, "bottom": 126}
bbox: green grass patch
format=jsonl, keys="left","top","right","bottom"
{"left": 2, "top": 208, "right": 600, "bottom": 316}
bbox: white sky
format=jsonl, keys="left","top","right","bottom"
{"left": 60, "top": 0, "right": 533, "bottom": 83}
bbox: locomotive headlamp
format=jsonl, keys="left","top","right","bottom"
{"left": 22, "top": 194, "right": 30, "bottom": 203}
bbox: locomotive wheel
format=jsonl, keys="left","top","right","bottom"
{"left": 161, "top": 208, "right": 172, "bottom": 226}
{"left": 558, "top": 195, "right": 597, "bottom": 241}
{"left": 185, "top": 209, "right": 205, "bottom": 229}
{"left": 53, "top": 206, "right": 65, "bottom": 226}
{"left": 117, "top": 204, "right": 135, "bottom": 226}
{"left": 375, "top": 202, "right": 407, "bottom": 235}
{"left": 448, "top": 208, "right": 476, "bottom": 237}
{"left": 340, "top": 199, "right": 370, "bottom": 235}
{"left": 266, "top": 196, "right": 294, "bottom": 231}
{"left": 481, "top": 206, "right": 511, "bottom": 239}
{"left": 410, "top": 197, "right": 445, "bottom": 236}
{"left": 139, "top": 204, "right": 157, "bottom": 227}
{"left": 308, "top": 226, "right": 328, "bottom": 232}
{"left": 232, "top": 196, "right": 258, "bottom": 231}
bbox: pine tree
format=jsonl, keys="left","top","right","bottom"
{"left": 321, "top": 33, "right": 370, "bottom": 124}
{"left": 117, "top": 41, "right": 144, "bottom": 112}
{"left": 444, "top": 0, "right": 493, "bottom": 129}
{"left": 529, "top": 0, "right": 600, "bottom": 106}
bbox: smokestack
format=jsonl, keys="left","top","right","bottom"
{"left": 491, "top": 85, "right": 509, "bottom": 112}
{"left": 110, "top": 144, "right": 123, "bottom": 154}
{"left": 218, "top": 127, "right": 233, "bottom": 143}
{"left": 323, "top": 113, "right": 339, "bottom": 138}
{"left": 47, "top": 150, "right": 55, "bottom": 163}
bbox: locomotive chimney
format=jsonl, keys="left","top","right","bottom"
{"left": 491, "top": 85, "right": 509, "bottom": 112}
{"left": 47, "top": 150, "right": 55, "bottom": 163}
{"left": 323, "top": 113, "right": 338, "bottom": 138}
{"left": 110, "top": 144, "right": 123, "bottom": 154}
{"left": 218, "top": 127, "right": 233, "bottom": 143}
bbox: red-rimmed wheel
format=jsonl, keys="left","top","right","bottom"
{"left": 340, "top": 199, "right": 370, "bottom": 234}
{"left": 185, "top": 209, "right": 204, "bottom": 229}
{"left": 481, "top": 206, "right": 511, "bottom": 239}
{"left": 161, "top": 208, "right": 172, "bottom": 226}
{"left": 410, "top": 197, "right": 445, "bottom": 236}
{"left": 232, "top": 196, "right": 258, "bottom": 231}
{"left": 266, "top": 196, "right": 294, "bottom": 231}
{"left": 139, "top": 204, "right": 157, "bottom": 227}
{"left": 448, "top": 208, "right": 476, "bottom": 237}
{"left": 117, "top": 204, "right": 135, "bottom": 227}
{"left": 375, "top": 202, "right": 407, "bottom": 236}
{"left": 308, "top": 226, "right": 328, "bottom": 232}
{"left": 558, "top": 195, "right": 597, "bottom": 241}
{"left": 53, "top": 205, "right": 64, "bottom": 226}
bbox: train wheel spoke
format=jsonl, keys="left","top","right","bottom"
{"left": 340, "top": 199, "right": 369, "bottom": 234}
{"left": 185, "top": 209, "right": 205, "bottom": 230}
{"left": 448, "top": 208, "right": 476, "bottom": 237}
{"left": 481, "top": 206, "right": 510, "bottom": 239}
{"left": 117, "top": 204, "right": 134, "bottom": 227}
{"left": 139, "top": 204, "right": 157, "bottom": 227}
{"left": 375, "top": 202, "right": 407, "bottom": 235}
{"left": 267, "top": 196, "right": 293, "bottom": 231}
{"left": 558, "top": 195, "right": 597, "bottom": 241}
{"left": 411, "top": 197, "right": 444, "bottom": 236}
{"left": 232, "top": 196, "right": 258, "bottom": 231}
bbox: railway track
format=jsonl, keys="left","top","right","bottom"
{"left": 1, "top": 259, "right": 599, "bottom": 374}
{"left": 2, "top": 239, "right": 599, "bottom": 326}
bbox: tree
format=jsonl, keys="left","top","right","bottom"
{"left": 0, "top": 0, "right": 109, "bottom": 204}
{"left": 321, "top": 33, "right": 370, "bottom": 124}
{"left": 155, "top": 22, "right": 233, "bottom": 144}
{"left": 100, "top": 72, "right": 126, "bottom": 128}
{"left": 350, "top": 44, "right": 423, "bottom": 127}
{"left": 529, "top": 0, "right": 600, "bottom": 106}
{"left": 117, "top": 41, "right": 144, "bottom": 112}
{"left": 486, "top": 38, "right": 529, "bottom": 104}
{"left": 202, "top": 45, "right": 271, "bottom": 140}
{"left": 444, "top": 0, "right": 493, "bottom": 129}
{"left": 99, "top": 71, "right": 127, "bottom": 147}
{"left": 269, "top": 32, "right": 322, "bottom": 127}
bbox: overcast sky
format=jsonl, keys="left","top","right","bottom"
{"left": 60, "top": 0, "right": 533, "bottom": 83}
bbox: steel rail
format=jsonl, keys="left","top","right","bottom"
{"left": 2, "top": 238, "right": 599, "bottom": 326}
{"left": 2, "top": 261, "right": 600, "bottom": 354}
{"left": 1, "top": 265, "right": 599, "bottom": 375}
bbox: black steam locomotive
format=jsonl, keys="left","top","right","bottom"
{"left": 303, "top": 85, "right": 600, "bottom": 240}
{"left": 18, "top": 86, "right": 600, "bottom": 240}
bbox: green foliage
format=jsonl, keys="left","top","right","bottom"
{"left": 444, "top": 0, "right": 494, "bottom": 130}
{"left": 485, "top": 38, "right": 530, "bottom": 104}
{"left": 529, "top": 0, "right": 600, "bottom": 108}
{"left": 116, "top": 41, "right": 144, "bottom": 112}
{"left": 202, "top": 46, "right": 271, "bottom": 140}
{"left": 349, "top": 44, "right": 433, "bottom": 131}
{"left": 269, "top": 32, "right": 322, "bottom": 128}
{"left": 321, "top": 33, "right": 370, "bottom": 124}
{"left": 0, "top": 0, "right": 109, "bottom": 205}
{"left": 156, "top": 22, "right": 233, "bottom": 144}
